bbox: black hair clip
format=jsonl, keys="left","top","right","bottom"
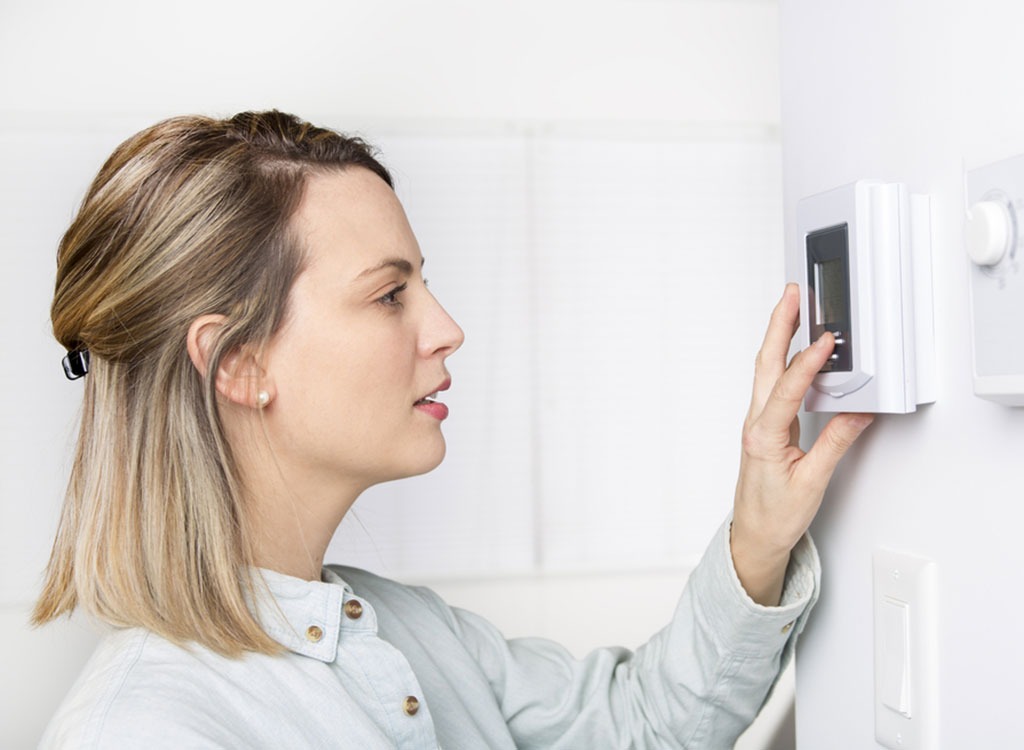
{"left": 62, "top": 349, "right": 91, "bottom": 380}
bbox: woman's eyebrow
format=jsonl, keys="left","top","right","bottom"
{"left": 354, "top": 257, "right": 425, "bottom": 280}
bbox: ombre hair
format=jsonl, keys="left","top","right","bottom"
{"left": 32, "top": 111, "right": 392, "bottom": 656}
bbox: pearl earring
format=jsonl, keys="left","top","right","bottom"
{"left": 256, "top": 390, "right": 270, "bottom": 408}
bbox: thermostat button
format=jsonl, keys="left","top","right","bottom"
{"left": 966, "top": 200, "right": 1011, "bottom": 267}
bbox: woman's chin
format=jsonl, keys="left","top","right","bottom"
{"left": 387, "top": 439, "right": 448, "bottom": 482}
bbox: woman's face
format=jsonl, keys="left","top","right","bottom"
{"left": 260, "top": 167, "right": 464, "bottom": 494}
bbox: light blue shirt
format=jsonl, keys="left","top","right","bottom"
{"left": 40, "top": 518, "right": 819, "bottom": 749}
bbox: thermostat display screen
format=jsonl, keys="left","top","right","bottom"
{"left": 806, "top": 223, "right": 852, "bottom": 372}
{"left": 815, "top": 258, "right": 845, "bottom": 322}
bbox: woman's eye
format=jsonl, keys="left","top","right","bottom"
{"left": 378, "top": 282, "right": 408, "bottom": 308}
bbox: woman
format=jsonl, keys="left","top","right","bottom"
{"left": 34, "top": 110, "right": 872, "bottom": 748}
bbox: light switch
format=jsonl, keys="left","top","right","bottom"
{"left": 879, "top": 597, "right": 911, "bottom": 717}
{"left": 873, "top": 548, "right": 938, "bottom": 749}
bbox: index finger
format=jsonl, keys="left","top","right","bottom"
{"left": 751, "top": 284, "right": 802, "bottom": 412}
{"left": 756, "top": 331, "right": 835, "bottom": 437}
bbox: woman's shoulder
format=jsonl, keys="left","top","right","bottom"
{"left": 40, "top": 629, "right": 165, "bottom": 748}
{"left": 39, "top": 628, "right": 263, "bottom": 749}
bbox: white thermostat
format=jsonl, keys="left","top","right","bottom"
{"left": 965, "top": 155, "right": 1024, "bottom": 405}
{"left": 793, "top": 180, "right": 936, "bottom": 413}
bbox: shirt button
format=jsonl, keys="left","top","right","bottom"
{"left": 403, "top": 696, "right": 420, "bottom": 716}
{"left": 306, "top": 625, "right": 324, "bottom": 642}
{"left": 344, "top": 599, "right": 364, "bottom": 620}
{"left": 781, "top": 621, "right": 794, "bottom": 634}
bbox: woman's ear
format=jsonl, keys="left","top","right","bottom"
{"left": 187, "top": 314, "right": 273, "bottom": 409}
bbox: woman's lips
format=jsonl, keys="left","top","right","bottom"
{"left": 414, "top": 377, "right": 451, "bottom": 420}
{"left": 414, "top": 400, "right": 449, "bottom": 420}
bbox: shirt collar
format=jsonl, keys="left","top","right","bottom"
{"left": 250, "top": 567, "right": 350, "bottom": 662}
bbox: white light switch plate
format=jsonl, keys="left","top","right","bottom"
{"left": 873, "top": 548, "right": 940, "bottom": 749}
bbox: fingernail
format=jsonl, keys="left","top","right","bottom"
{"left": 852, "top": 414, "right": 874, "bottom": 430}
{"left": 815, "top": 333, "right": 832, "bottom": 348}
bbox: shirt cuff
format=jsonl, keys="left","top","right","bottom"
{"left": 689, "top": 515, "right": 821, "bottom": 659}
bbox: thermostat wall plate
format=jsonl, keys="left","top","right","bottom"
{"left": 965, "top": 155, "right": 1024, "bottom": 405}
{"left": 793, "top": 180, "right": 936, "bottom": 414}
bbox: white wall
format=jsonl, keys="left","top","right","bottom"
{"left": 779, "top": 2, "right": 1024, "bottom": 747}
{"left": 1, "top": 1, "right": 792, "bottom": 747}
{"left": 0, "top": 1, "right": 780, "bottom": 124}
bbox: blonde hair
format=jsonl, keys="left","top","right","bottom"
{"left": 33, "top": 111, "right": 392, "bottom": 656}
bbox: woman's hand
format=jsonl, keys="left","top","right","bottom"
{"left": 731, "top": 283, "right": 874, "bottom": 606}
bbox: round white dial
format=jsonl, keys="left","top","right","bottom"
{"left": 966, "top": 200, "right": 1012, "bottom": 267}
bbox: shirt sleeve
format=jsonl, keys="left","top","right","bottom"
{"left": 445, "top": 515, "right": 820, "bottom": 750}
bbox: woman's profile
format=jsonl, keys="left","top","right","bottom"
{"left": 33, "top": 110, "right": 872, "bottom": 749}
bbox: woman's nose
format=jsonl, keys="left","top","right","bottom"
{"left": 421, "top": 294, "right": 465, "bottom": 358}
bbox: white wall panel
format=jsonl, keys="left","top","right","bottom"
{"left": 531, "top": 136, "right": 784, "bottom": 570}
{"left": 779, "top": 2, "right": 1024, "bottom": 747}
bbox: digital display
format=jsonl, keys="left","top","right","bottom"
{"left": 815, "top": 257, "right": 845, "bottom": 324}
{"left": 806, "top": 224, "right": 852, "bottom": 372}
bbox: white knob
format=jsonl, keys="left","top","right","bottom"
{"left": 966, "top": 200, "right": 1011, "bottom": 267}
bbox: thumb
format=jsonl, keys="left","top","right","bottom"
{"left": 800, "top": 412, "right": 874, "bottom": 490}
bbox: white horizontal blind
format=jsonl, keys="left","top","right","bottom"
{"left": 330, "top": 128, "right": 785, "bottom": 577}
